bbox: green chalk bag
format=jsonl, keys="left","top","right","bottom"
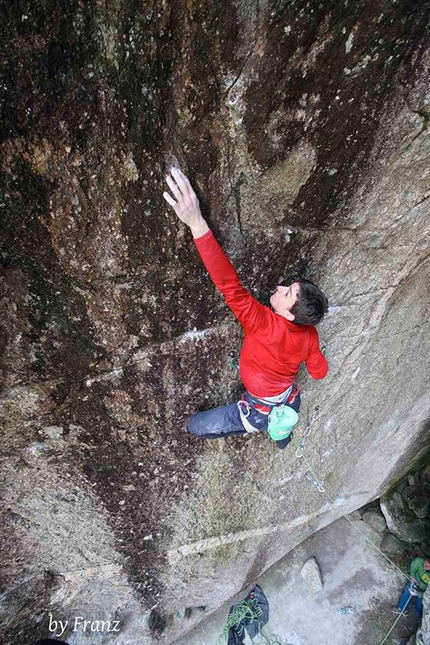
{"left": 267, "top": 405, "right": 298, "bottom": 441}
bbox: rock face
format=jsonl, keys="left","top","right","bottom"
{"left": 1, "top": 1, "right": 430, "bottom": 644}
{"left": 378, "top": 463, "right": 430, "bottom": 574}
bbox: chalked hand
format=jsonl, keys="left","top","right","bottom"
{"left": 163, "top": 168, "right": 209, "bottom": 239}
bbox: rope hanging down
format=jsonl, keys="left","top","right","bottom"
{"left": 292, "top": 414, "right": 411, "bottom": 584}
{"left": 292, "top": 409, "right": 413, "bottom": 645}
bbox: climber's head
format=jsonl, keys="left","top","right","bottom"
{"left": 424, "top": 559, "right": 430, "bottom": 570}
{"left": 271, "top": 279, "right": 328, "bottom": 325}
{"left": 270, "top": 282, "right": 300, "bottom": 320}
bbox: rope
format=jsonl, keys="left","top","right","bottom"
{"left": 254, "top": 631, "right": 282, "bottom": 645}
{"left": 378, "top": 593, "right": 413, "bottom": 645}
{"left": 295, "top": 443, "right": 411, "bottom": 582}
{"left": 342, "top": 515, "right": 411, "bottom": 583}
{"left": 218, "top": 598, "right": 282, "bottom": 645}
{"left": 291, "top": 412, "right": 415, "bottom": 645}
{"left": 292, "top": 432, "right": 411, "bottom": 584}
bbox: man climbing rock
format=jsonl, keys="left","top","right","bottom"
{"left": 163, "top": 168, "right": 328, "bottom": 449}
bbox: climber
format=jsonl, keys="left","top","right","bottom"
{"left": 394, "top": 556, "right": 430, "bottom": 616}
{"left": 163, "top": 168, "right": 328, "bottom": 449}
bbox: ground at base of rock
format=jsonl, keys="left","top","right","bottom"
{"left": 174, "top": 516, "right": 421, "bottom": 645}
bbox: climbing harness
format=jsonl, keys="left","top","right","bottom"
{"left": 236, "top": 386, "right": 298, "bottom": 437}
{"left": 237, "top": 398, "right": 261, "bottom": 434}
{"left": 237, "top": 385, "right": 300, "bottom": 440}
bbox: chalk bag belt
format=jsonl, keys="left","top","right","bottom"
{"left": 249, "top": 384, "right": 298, "bottom": 414}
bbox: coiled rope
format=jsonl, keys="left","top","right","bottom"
{"left": 218, "top": 597, "right": 282, "bottom": 644}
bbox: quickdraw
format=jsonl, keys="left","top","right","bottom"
{"left": 298, "top": 406, "right": 320, "bottom": 451}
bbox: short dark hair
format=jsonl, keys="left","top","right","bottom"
{"left": 291, "top": 279, "right": 328, "bottom": 326}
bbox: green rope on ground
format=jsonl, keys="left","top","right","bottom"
{"left": 223, "top": 598, "right": 262, "bottom": 638}
{"left": 217, "top": 598, "right": 282, "bottom": 645}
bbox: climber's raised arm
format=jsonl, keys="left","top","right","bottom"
{"left": 163, "top": 168, "right": 269, "bottom": 332}
{"left": 163, "top": 168, "right": 209, "bottom": 239}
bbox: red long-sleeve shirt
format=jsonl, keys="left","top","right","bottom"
{"left": 194, "top": 230, "right": 328, "bottom": 397}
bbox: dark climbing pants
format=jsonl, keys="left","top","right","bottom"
{"left": 188, "top": 389, "right": 301, "bottom": 449}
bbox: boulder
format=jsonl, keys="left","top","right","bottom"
{"left": 300, "top": 557, "right": 323, "bottom": 594}
{"left": 395, "top": 479, "right": 409, "bottom": 495}
{"left": 380, "top": 533, "right": 406, "bottom": 557}
{"left": 362, "top": 510, "right": 387, "bottom": 533}
{"left": 403, "top": 485, "right": 430, "bottom": 520}
{"left": 348, "top": 510, "right": 364, "bottom": 521}
{"left": 380, "top": 495, "right": 429, "bottom": 544}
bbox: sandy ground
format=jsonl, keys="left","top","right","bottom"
{"left": 173, "top": 516, "right": 421, "bottom": 645}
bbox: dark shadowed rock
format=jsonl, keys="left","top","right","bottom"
{"left": 380, "top": 494, "right": 429, "bottom": 544}
{"left": 403, "top": 484, "right": 430, "bottom": 519}
{"left": 380, "top": 533, "right": 406, "bottom": 558}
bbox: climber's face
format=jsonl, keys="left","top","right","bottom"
{"left": 270, "top": 282, "right": 300, "bottom": 320}
{"left": 424, "top": 559, "right": 430, "bottom": 570}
